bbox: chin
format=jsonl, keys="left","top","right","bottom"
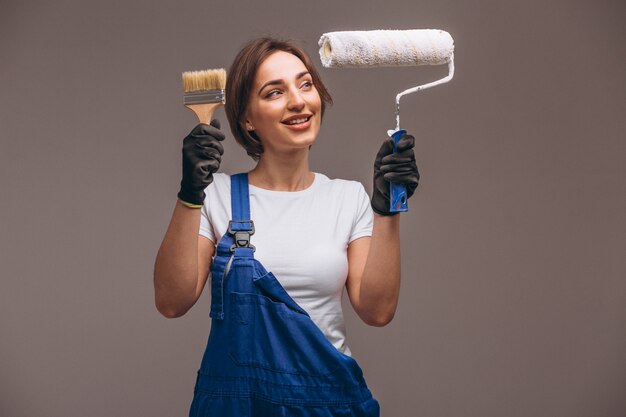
{"left": 284, "top": 128, "right": 319, "bottom": 145}
{"left": 299, "top": 131, "right": 319, "bottom": 147}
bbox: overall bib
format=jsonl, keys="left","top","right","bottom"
{"left": 189, "top": 173, "right": 381, "bottom": 417}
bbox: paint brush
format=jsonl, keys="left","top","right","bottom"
{"left": 182, "top": 68, "right": 226, "bottom": 124}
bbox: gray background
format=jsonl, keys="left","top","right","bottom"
{"left": 1, "top": 0, "right": 625, "bottom": 416}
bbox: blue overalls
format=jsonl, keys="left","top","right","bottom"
{"left": 189, "top": 173, "right": 381, "bottom": 417}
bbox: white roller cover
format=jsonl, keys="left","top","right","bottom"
{"left": 318, "top": 29, "right": 454, "bottom": 68}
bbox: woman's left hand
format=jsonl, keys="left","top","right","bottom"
{"left": 371, "top": 132, "right": 420, "bottom": 216}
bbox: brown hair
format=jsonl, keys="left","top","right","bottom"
{"left": 225, "top": 37, "right": 333, "bottom": 161}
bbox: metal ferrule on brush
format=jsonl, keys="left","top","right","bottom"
{"left": 183, "top": 89, "right": 225, "bottom": 105}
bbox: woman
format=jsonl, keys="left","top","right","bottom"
{"left": 154, "top": 37, "right": 419, "bottom": 416}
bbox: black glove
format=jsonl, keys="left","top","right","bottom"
{"left": 177, "top": 119, "right": 225, "bottom": 207}
{"left": 371, "top": 132, "right": 419, "bottom": 216}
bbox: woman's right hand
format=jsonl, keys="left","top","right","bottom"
{"left": 177, "top": 119, "right": 225, "bottom": 208}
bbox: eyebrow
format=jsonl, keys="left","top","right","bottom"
{"left": 258, "top": 71, "right": 310, "bottom": 95}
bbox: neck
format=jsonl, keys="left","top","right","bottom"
{"left": 248, "top": 148, "right": 313, "bottom": 191}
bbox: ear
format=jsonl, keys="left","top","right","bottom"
{"left": 244, "top": 117, "right": 254, "bottom": 131}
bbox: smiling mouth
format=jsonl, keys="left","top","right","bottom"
{"left": 281, "top": 116, "right": 312, "bottom": 126}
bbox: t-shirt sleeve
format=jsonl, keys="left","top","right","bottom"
{"left": 199, "top": 197, "right": 216, "bottom": 244}
{"left": 349, "top": 182, "right": 374, "bottom": 243}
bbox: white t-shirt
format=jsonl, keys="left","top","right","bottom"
{"left": 199, "top": 172, "right": 373, "bottom": 357}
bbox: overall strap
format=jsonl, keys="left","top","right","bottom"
{"left": 209, "top": 173, "right": 254, "bottom": 320}
{"left": 229, "top": 173, "right": 255, "bottom": 254}
{"left": 231, "top": 173, "right": 251, "bottom": 222}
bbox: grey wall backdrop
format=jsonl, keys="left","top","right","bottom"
{"left": 1, "top": 0, "right": 625, "bottom": 416}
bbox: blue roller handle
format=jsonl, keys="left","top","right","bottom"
{"left": 388, "top": 129, "right": 408, "bottom": 213}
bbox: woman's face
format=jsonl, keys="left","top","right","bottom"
{"left": 245, "top": 51, "right": 322, "bottom": 155}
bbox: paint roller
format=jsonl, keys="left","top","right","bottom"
{"left": 318, "top": 29, "right": 455, "bottom": 213}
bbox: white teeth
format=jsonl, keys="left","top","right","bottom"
{"left": 285, "top": 117, "right": 309, "bottom": 125}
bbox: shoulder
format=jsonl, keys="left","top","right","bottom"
{"left": 315, "top": 173, "right": 368, "bottom": 197}
{"left": 212, "top": 172, "right": 231, "bottom": 183}
{"left": 207, "top": 172, "right": 231, "bottom": 191}
{"left": 203, "top": 173, "right": 232, "bottom": 205}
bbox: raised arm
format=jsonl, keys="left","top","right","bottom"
{"left": 154, "top": 202, "right": 215, "bottom": 318}
{"left": 153, "top": 121, "right": 224, "bottom": 318}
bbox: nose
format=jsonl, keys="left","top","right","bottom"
{"left": 287, "top": 85, "right": 305, "bottom": 111}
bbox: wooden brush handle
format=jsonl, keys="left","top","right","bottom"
{"left": 184, "top": 103, "right": 223, "bottom": 124}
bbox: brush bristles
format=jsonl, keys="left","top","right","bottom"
{"left": 182, "top": 68, "right": 226, "bottom": 92}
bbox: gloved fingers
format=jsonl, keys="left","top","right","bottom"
{"left": 380, "top": 149, "right": 415, "bottom": 165}
{"left": 193, "top": 138, "right": 225, "bottom": 156}
{"left": 380, "top": 161, "right": 416, "bottom": 174}
{"left": 196, "top": 146, "right": 223, "bottom": 161}
{"left": 375, "top": 134, "right": 415, "bottom": 158}
{"left": 383, "top": 171, "right": 419, "bottom": 185}
{"left": 183, "top": 133, "right": 225, "bottom": 154}
{"left": 188, "top": 122, "right": 226, "bottom": 141}
{"left": 209, "top": 118, "right": 221, "bottom": 130}
{"left": 196, "top": 158, "right": 221, "bottom": 176}
{"left": 382, "top": 159, "right": 419, "bottom": 179}
{"left": 188, "top": 147, "right": 222, "bottom": 165}
{"left": 375, "top": 138, "right": 395, "bottom": 160}
{"left": 394, "top": 134, "right": 415, "bottom": 152}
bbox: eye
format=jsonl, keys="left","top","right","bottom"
{"left": 265, "top": 89, "right": 282, "bottom": 98}
{"left": 301, "top": 80, "right": 313, "bottom": 89}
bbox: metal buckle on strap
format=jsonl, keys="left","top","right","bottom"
{"left": 228, "top": 220, "right": 256, "bottom": 253}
